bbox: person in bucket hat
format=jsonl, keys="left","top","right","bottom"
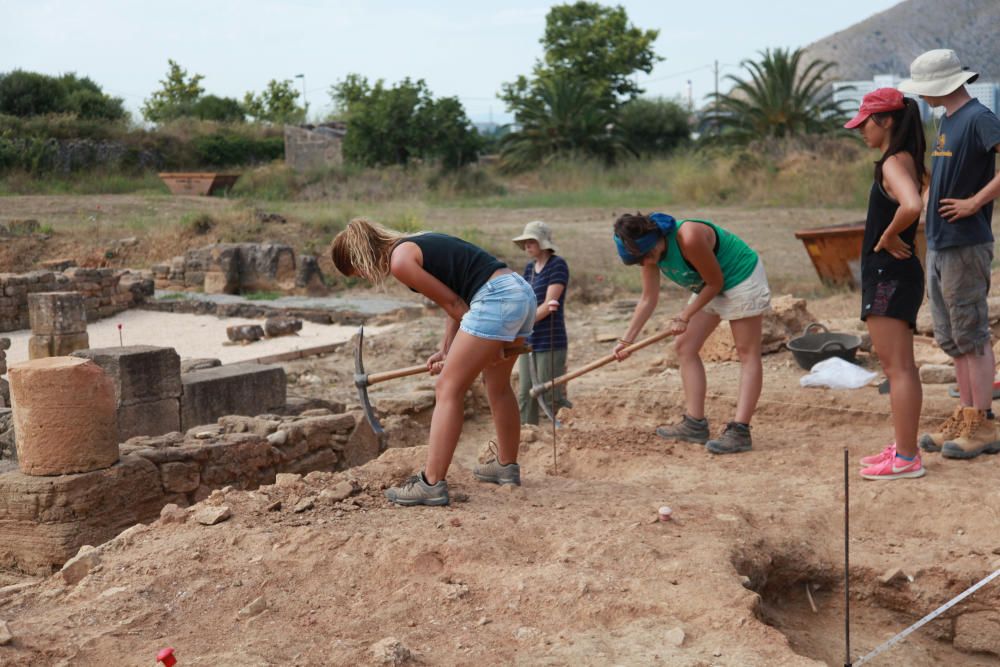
{"left": 899, "top": 50, "right": 1000, "bottom": 460}
{"left": 845, "top": 88, "right": 929, "bottom": 480}
{"left": 512, "top": 221, "right": 572, "bottom": 425}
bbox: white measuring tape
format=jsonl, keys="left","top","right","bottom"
{"left": 852, "top": 567, "right": 1000, "bottom": 665}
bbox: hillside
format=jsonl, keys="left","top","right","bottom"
{"left": 805, "top": 0, "right": 1000, "bottom": 81}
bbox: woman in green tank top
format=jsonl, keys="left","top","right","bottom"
{"left": 612, "top": 212, "right": 771, "bottom": 455}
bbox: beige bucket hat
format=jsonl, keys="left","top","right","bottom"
{"left": 898, "top": 49, "right": 978, "bottom": 97}
{"left": 512, "top": 220, "right": 559, "bottom": 254}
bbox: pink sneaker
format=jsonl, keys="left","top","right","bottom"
{"left": 860, "top": 443, "right": 895, "bottom": 467}
{"left": 860, "top": 453, "right": 926, "bottom": 480}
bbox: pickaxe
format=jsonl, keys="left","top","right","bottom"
{"left": 354, "top": 325, "right": 531, "bottom": 449}
{"left": 530, "top": 326, "right": 676, "bottom": 400}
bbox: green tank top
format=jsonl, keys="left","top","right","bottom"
{"left": 657, "top": 219, "right": 758, "bottom": 292}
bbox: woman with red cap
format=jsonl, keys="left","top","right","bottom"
{"left": 846, "top": 88, "right": 928, "bottom": 480}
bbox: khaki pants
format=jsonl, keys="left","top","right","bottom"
{"left": 517, "top": 350, "right": 571, "bottom": 425}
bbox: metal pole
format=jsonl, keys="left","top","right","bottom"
{"left": 713, "top": 60, "right": 719, "bottom": 136}
{"left": 844, "top": 447, "right": 852, "bottom": 667}
{"left": 549, "top": 299, "right": 557, "bottom": 471}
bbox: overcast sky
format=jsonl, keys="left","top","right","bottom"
{"left": 2, "top": 0, "right": 902, "bottom": 124}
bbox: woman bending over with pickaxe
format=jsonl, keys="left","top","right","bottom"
{"left": 613, "top": 212, "right": 771, "bottom": 454}
{"left": 331, "top": 218, "right": 536, "bottom": 506}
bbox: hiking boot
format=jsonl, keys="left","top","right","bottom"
{"left": 860, "top": 453, "right": 926, "bottom": 480}
{"left": 941, "top": 408, "right": 1000, "bottom": 459}
{"left": 918, "top": 405, "right": 964, "bottom": 452}
{"left": 655, "top": 414, "right": 710, "bottom": 444}
{"left": 860, "top": 442, "right": 896, "bottom": 467}
{"left": 385, "top": 473, "right": 449, "bottom": 506}
{"left": 473, "top": 441, "right": 521, "bottom": 486}
{"left": 706, "top": 422, "right": 752, "bottom": 455}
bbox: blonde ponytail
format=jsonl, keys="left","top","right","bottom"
{"left": 330, "top": 218, "right": 406, "bottom": 286}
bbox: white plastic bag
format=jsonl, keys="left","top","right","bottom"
{"left": 799, "top": 357, "right": 877, "bottom": 390}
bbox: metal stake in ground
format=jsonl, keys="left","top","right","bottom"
{"left": 844, "top": 447, "right": 851, "bottom": 667}
{"left": 548, "top": 299, "right": 559, "bottom": 472}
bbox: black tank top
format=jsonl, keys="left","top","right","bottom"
{"left": 861, "top": 180, "right": 923, "bottom": 283}
{"left": 395, "top": 233, "right": 506, "bottom": 305}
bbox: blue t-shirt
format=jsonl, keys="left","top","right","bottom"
{"left": 926, "top": 99, "right": 1000, "bottom": 251}
{"left": 523, "top": 255, "right": 569, "bottom": 352}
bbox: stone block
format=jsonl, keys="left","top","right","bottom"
{"left": 72, "top": 345, "right": 182, "bottom": 407}
{"left": 28, "top": 332, "right": 89, "bottom": 359}
{"left": 0, "top": 455, "right": 165, "bottom": 573}
{"left": 117, "top": 398, "right": 181, "bottom": 441}
{"left": 238, "top": 243, "right": 297, "bottom": 292}
{"left": 28, "top": 292, "right": 87, "bottom": 335}
{"left": 227, "top": 324, "right": 265, "bottom": 343}
{"left": 160, "top": 461, "right": 200, "bottom": 493}
{"left": 181, "top": 363, "right": 286, "bottom": 429}
{"left": 953, "top": 611, "right": 1000, "bottom": 656}
{"left": 919, "top": 364, "right": 956, "bottom": 384}
{"left": 8, "top": 357, "right": 119, "bottom": 476}
{"left": 204, "top": 271, "right": 237, "bottom": 295}
{"left": 264, "top": 316, "right": 302, "bottom": 338}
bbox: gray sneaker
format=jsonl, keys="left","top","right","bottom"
{"left": 385, "top": 474, "right": 449, "bottom": 506}
{"left": 655, "top": 415, "right": 710, "bottom": 444}
{"left": 706, "top": 422, "right": 753, "bottom": 454}
{"left": 473, "top": 442, "right": 521, "bottom": 486}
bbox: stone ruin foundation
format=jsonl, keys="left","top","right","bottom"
{"left": 0, "top": 347, "right": 380, "bottom": 574}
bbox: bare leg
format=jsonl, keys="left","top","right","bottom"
{"left": 964, "top": 344, "right": 996, "bottom": 411}
{"left": 424, "top": 331, "right": 504, "bottom": 484}
{"left": 867, "top": 316, "right": 921, "bottom": 457}
{"left": 673, "top": 310, "right": 721, "bottom": 420}
{"left": 954, "top": 355, "right": 973, "bottom": 406}
{"left": 728, "top": 314, "right": 764, "bottom": 425}
{"left": 482, "top": 341, "right": 524, "bottom": 465}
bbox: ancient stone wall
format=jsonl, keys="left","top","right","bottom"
{"left": 284, "top": 124, "right": 344, "bottom": 172}
{"left": 0, "top": 268, "right": 153, "bottom": 333}
{"left": 0, "top": 408, "right": 373, "bottom": 573}
{"left": 151, "top": 243, "right": 325, "bottom": 296}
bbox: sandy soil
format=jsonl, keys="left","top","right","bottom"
{"left": 0, "top": 297, "right": 998, "bottom": 666}
{"left": 0, "top": 196, "right": 998, "bottom": 666}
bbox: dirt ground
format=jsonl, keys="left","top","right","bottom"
{"left": 1, "top": 196, "right": 999, "bottom": 666}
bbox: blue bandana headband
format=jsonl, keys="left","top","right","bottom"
{"left": 614, "top": 213, "right": 677, "bottom": 264}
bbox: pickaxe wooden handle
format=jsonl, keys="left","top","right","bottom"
{"left": 354, "top": 324, "right": 530, "bottom": 449}
{"left": 530, "top": 327, "right": 675, "bottom": 398}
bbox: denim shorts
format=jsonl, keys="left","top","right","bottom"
{"left": 460, "top": 273, "right": 536, "bottom": 342}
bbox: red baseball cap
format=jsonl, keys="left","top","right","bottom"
{"left": 844, "top": 88, "right": 906, "bottom": 129}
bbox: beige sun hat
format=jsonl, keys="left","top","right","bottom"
{"left": 897, "top": 49, "right": 979, "bottom": 97}
{"left": 512, "top": 220, "right": 559, "bottom": 254}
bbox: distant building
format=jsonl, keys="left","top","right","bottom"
{"left": 832, "top": 75, "right": 1000, "bottom": 122}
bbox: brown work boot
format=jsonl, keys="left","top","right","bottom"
{"left": 918, "top": 405, "right": 964, "bottom": 453}
{"left": 941, "top": 408, "right": 1000, "bottom": 459}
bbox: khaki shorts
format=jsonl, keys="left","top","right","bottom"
{"left": 927, "top": 243, "right": 992, "bottom": 357}
{"left": 689, "top": 258, "right": 771, "bottom": 321}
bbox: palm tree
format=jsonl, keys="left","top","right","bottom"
{"left": 706, "top": 47, "right": 849, "bottom": 143}
{"left": 499, "top": 73, "right": 633, "bottom": 171}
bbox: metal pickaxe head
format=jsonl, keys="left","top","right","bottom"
{"left": 354, "top": 325, "right": 389, "bottom": 452}
{"left": 526, "top": 352, "right": 561, "bottom": 427}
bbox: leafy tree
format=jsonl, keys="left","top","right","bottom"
{"left": 243, "top": 79, "right": 304, "bottom": 124}
{"left": 501, "top": 2, "right": 660, "bottom": 113}
{"left": 142, "top": 60, "right": 205, "bottom": 122}
{"left": 330, "top": 75, "right": 480, "bottom": 169}
{"left": 0, "top": 70, "right": 125, "bottom": 120}
{"left": 706, "top": 47, "right": 849, "bottom": 143}
{"left": 499, "top": 73, "right": 632, "bottom": 172}
{"left": 617, "top": 97, "right": 691, "bottom": 156}
{"left": 191, "top": 94, "right": 245, "bottom": 122}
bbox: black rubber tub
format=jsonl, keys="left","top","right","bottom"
{"left": 786, "top": 323, "right": 862, "bottom": 370}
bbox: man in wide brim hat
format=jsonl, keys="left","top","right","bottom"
{"left": 899, "top": 49, "right": 1000, "bottom": 460}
